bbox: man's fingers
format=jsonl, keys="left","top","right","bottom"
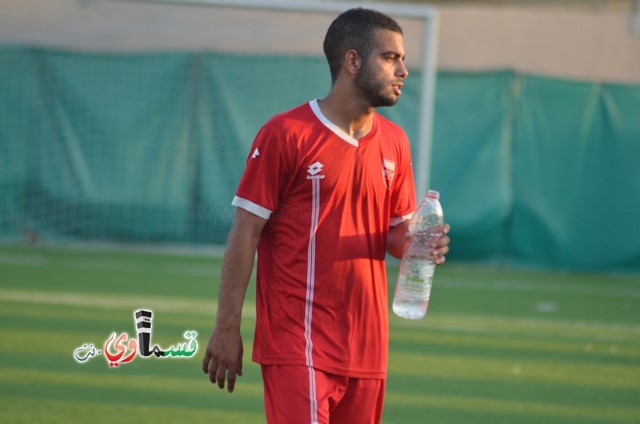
{"left": 226, "top": 369, "right": 237, "bottom": 393}
{"left": 436, "top": 244, "right": 449, "bottom": 262}
{"left": 237, "top": 347, "right": 243, "bottom": 377}
{"left": 216, "top": 364, "right": 227, "bottom": 390}
{"left": 207, "top": 358, "right": 219, "bottom": 385}
{"left": 202, "top": 351, "right": 211, "bottom": 374}
{"left": 435, "top": 234, "right": 450, "bottom": 247}
{"left": 206, "top": 358, "right": 240, "bottom": 392}
{"left": 202, "top": 330, "right": 243, "bottom": 393}
{"left": 428, "top": 226, "right": 450, "bottom": 264}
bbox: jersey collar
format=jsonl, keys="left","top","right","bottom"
{"left": 309, "top": 99, "right": 363, "bottom": 148}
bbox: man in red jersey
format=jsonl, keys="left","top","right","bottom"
{"left": 203, "top": 8, "right": 450, "bottom": 423}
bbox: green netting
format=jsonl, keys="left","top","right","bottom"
{"left": 0, "top": 47, "right": 639, "bottom": 271}
{"left": 511, "top": 76, "right": 640, "bottom": 270}
{"left": 31, "top": 51, "right": 194, "bottom": 242}
{"left": 430, "top": 71, "right": 514, "bottom": 263}
{"left": 194, "top": 54, "right": 330, "bottom": 243}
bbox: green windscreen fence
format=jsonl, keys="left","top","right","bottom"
{"left": 1, "top": 47, "right": 639, "bottom": 272}
{"left": 431, "top": 72, "right": 640, "bottom": 271}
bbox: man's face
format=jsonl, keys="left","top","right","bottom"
{"left": 355, "top": 29, "right": 409, "bottom": 108}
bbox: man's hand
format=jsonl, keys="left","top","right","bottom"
{"left": 387, "top": 221, "right": 451, "bottom": 261}
{"left": 202, "top": 328, "right": 244, "bottom": 393}
{"left": 430, "top": 223, "right": 451, "bottom": 265}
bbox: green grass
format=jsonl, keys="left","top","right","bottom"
{"left": 1, "top": 244, "right": 639, "bottom": 423}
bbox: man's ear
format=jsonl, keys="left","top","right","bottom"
{"left": 344, "top": 50, "right": 361, "bottom": 76}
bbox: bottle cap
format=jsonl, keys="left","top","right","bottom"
{"left": 426, "top": 190, "right": 440, "bottom": 199}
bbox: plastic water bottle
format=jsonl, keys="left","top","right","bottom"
{"left": 393, "top": 190, "right": 444, "bottom": 319}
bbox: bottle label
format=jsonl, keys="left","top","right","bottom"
{"left": 397, "top": 257, "right": 433, "bottom": 295}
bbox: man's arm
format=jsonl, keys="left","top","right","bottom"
{"left": 202, "top": 207, "right": 267, "bottom": 393}
{"left": 387, "top": 220, "right": 451, "bottom": 261}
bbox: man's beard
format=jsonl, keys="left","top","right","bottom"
{"left": 355, "top": 63, "right": 398, "bottom": 108}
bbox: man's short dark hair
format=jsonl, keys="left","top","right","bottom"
{"left": 323, "top": 8, "right": 403, "bottom": 84}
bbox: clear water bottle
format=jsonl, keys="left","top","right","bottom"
{"left": 393, "top": 190, "right": 444, "bottom": 319}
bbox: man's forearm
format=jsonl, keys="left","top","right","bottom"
{"left": 215, "top": 209, "right": 266, "bottom": 330}
{"left": 386, "top": 220, "right": 410, "bottom": 259}
{"left": 215, "top": 248, "right": 254, "bottom": 331}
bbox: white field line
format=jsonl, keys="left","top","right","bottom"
{"left": 0, "top": 253, "right": 50, "bottom": 267}
{"left": 2, "top": 290, "right": 639, "bottom": 342}
{"left": 0, "top": 252, "right": 219, "bottom": 277}
{"left": 0, "top": 289, "right": 256, "bottom": 319}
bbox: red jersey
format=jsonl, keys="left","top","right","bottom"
{"left": 232, "top": 100, "right": 416, "bottom": 378}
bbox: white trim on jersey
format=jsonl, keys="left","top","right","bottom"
{"left": 307, "top": 367, "right": 319, "bottom": 424}
{"left": 231, "top": 196, "right": 272, "bottom": 219}
{"left": 305, "top": 177, "right": 321, "bottom": 423}
{"left": 389, "top": 212, "right": 414, "bottom": 227}
{"left": 309, "top": 99, "right": 359, "bottom": 148}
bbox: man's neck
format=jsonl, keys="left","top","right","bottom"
{"left": 317, "top": 90, "right": 375, "bottom": 140}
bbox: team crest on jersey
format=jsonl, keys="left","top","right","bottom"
{"left": 382, "top": 158, "right": 396, "bottom": 187}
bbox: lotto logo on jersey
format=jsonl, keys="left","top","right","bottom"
{"left": 382, "top": 158, "right": 396, "bottom": 187}
{"left": 307, "top": 161, "right": 325, "bottom": 180}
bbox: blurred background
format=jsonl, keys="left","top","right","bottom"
{"left": 1, "top": 0, "right": 639, "bottom": 272}
{"left": 1, "top": 1, "right": 639, "bottom": 423}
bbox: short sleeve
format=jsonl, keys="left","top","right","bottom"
{"left": 232, "top": 124, "right": 290, "bottom": 219}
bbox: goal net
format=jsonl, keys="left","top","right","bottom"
{"left": 0, "top": 0, "right": 438, "bottom": 246}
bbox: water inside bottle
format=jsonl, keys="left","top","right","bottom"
{"left": 392, "top": 257, "right": 434, "bottom": 319}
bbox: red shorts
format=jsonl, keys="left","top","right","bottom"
{"left": 261, "top": 365, "right": 385, "bottom": 424}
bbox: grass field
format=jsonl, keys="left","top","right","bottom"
{"left": 1, "top": 244, "right": 639, "bottom": 423}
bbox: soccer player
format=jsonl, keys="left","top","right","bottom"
{"left": 202, "top": 8, "right": 451, "bottom": 423}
